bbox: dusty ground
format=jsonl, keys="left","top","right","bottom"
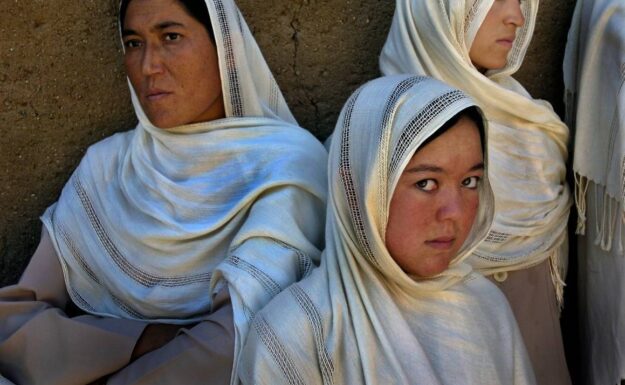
{"left": 0, "top": 0, "right": 575, "bottom": 285}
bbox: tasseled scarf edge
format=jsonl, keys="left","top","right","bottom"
{"left": 549, "top": 245, "right": 567, "bottom": 312}
{"left": 574, "top": 173, "right": 625, "bottom": 254}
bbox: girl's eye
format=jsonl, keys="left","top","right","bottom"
{"left": 462, "top": 176, "right": 480, "bottom": 189}
{"left": 124, "top": 39, "right": 142, "bottom": 49}
{"left": 164, "top": 33, "right": 181, "bottom": 41}
{"left": 416, "top": 179, "right": 437, "bottom": 192}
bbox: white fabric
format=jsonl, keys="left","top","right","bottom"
{"left": 380, "top": 0, "right": 572, "bottom": 303}
{"left": 40, "top": 0, "right": 327, "bottom": 377}
{"left": 564, "top": 1, "right": 625, "bottom": 383}
{"left": 239, "top": 75, "right": 535, "bottom": 385}
{"left": 564, "top": 0, "right": 625, "bottom": 253}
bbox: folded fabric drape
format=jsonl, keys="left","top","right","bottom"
{"left": 564, "top": 0, "right": 625, "bottom": 253}
{"left": 564, "top": 1, "right": 625, "bottom": 383}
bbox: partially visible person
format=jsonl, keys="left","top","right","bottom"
{"left": 564, "top": 1, "right": 625, "bottom": 383}
{"left": 380, "top": 1, "right": 572, "bottom": 383}
{"left": 0, "top": 0, "right": 327, "bottom": 384}
{"left": 238, "top": 75, "right": 536, "bottom": 385}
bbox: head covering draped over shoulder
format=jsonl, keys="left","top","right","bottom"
{"left": 239, "top": 76, "right": 535, "bottom": 385}
{"left": 564, "top": 0, "right": 625, "bottom": 253}
{"left": 380, "top": 0, "right": 571, "bottom": 303}
{"left": 41, "top": 0, "right": 326, "bottom": 350}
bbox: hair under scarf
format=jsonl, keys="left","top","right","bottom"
{"left": 41, "top": 1, "right": 327, "bottom": 381}
{"left": 380, "top": 0, "right": 572, "bottom": 304}
{"left": 238, "top": 75, "right": 535, "bottom": 385}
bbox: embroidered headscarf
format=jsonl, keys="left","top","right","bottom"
{"left": 564, "top": 0, "right": 625, "bottom": 253}
{"left": 238, "top": 75, "right": 535, "bottom": 385}
{"left": 41, "top": 0, "right": 327, "bottom": 367}
{"left": 380, "top": 0, "right": 572, "bottom": 303}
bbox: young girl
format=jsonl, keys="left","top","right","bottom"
{"left": 238, "top": 75, "right": 535, "bottom": 385}
{"left": 380, "top": 1, "right": 572, "bottom": 383}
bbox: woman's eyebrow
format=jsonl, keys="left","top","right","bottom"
{"left": 122, "top": 21, "right": 185, "bottom": 37}
{"left": 153, "top": 21, "right": 185, "bottom": 31}
{"left": 122, "top": 28, "right": 138, "bottom": 37}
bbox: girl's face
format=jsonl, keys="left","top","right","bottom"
{"left": 122, "top": 0, "right": 225, "bottom": 128}
{"left": 385, "top": 116, "right": 484, "bottom": 278}
{"left": 469, "top": 0, "right": 525, "bottom": 73}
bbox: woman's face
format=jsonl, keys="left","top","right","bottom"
{"left": 122, "top": 0, "right": 225, "bottom": 128}
{"left": 385, "top": 116, "right": 484, "bottom": 278}
{"left": 469, "top": 0, "right": 525, "bottom": 72}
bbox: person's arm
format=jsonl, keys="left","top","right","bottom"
{"left": 0, "top": 227, "right": 148, "bottom": 385}
{"left": 106, "top": 286, "right": 235, "bottom": 385}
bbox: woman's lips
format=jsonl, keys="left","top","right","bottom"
{"left": 497, "top": 38, "right": 515, "bottom": 48}
{"left": 146, "top": 90, "right": 171, "bottom": 101}
{"left": 425, "top": 237, "right": 455, "bottom": 250}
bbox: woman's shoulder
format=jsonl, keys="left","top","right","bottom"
{"left": 240, "top": 272, "right": 331, "bottom": 384}
{"left": 459, "top": 273, "right": 521, "bottom": 330}
{"left": 73, "top": 130, "right": 136, "bottom": 175}
{"left": 84, "top": 129, "right": 134, "bottom": 157}
{"left": 252, "top": 271, "right": 331, "bottom": 342}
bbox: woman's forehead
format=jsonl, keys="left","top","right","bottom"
{"left": 123, "top": 0, "right": 196, "bottom": 32}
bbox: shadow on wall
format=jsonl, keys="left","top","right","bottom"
{"left": 0, "top": 0, "right": 575, "bottom": 286}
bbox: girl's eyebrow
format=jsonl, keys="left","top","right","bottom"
{"left": 405, "top": 162, "right": 484, "bottom": 174}
{"left": 122, "top": 21, "right": 185, "bottom": 37}
{"left": 469, "top": 162, "right": 485, "bottom": 171}
{"left": 405, "top": 164, "right": 443, "bottom": 173}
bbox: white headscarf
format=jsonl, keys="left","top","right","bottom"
{"left": 41, "top": 0, "right": 327, "bottom": 363}
{"left": 564, "top": 0, "right": 625, "bottom": 253}
{"left": 380, "top": 0, "right": 572, "bottom": 303}
{"left": 238, "top": 75, "right": 535, "bottom": 385}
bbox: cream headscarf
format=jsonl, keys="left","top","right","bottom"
{"left": 41, "top": 0, "right": 327, "bottom": 370}
{"left": 564, "top": 0, "right": 625, "bottom": 253}
{"left": 380, "top": 0, "right": 572, "bottom": 303}
{"left": 238, "top": 75, "right": 535, "bottom": 385}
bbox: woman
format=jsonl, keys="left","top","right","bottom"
{"left": 0, "top": 0, "right": 327, "bottom": 384}
{"left": 379, "top": 1, "right": 572, "bottom": 383}
{"left": 565, "top": 1, "right": 625, "bottom": 383}
{"left": 238, "top": 75, "right": 535, "bottom": 385}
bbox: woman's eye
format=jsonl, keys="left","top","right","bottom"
{"left": 164, "top": 33, "right": 181, "bottom": 41}
{"left": 124, "top": 39, "right": 142, "bottom": 49}
{"left": 462, "top": 176, "right": 480, "bottom": 189}
{"left": 416, "top": 179, "right": 437, "bottom": 192}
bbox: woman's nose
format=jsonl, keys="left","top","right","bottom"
{"left": 142, "top": 43, "right": 165, "bottom": 76}
{"left": 506, "top": 0, "right": 526, "bottom": 28}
